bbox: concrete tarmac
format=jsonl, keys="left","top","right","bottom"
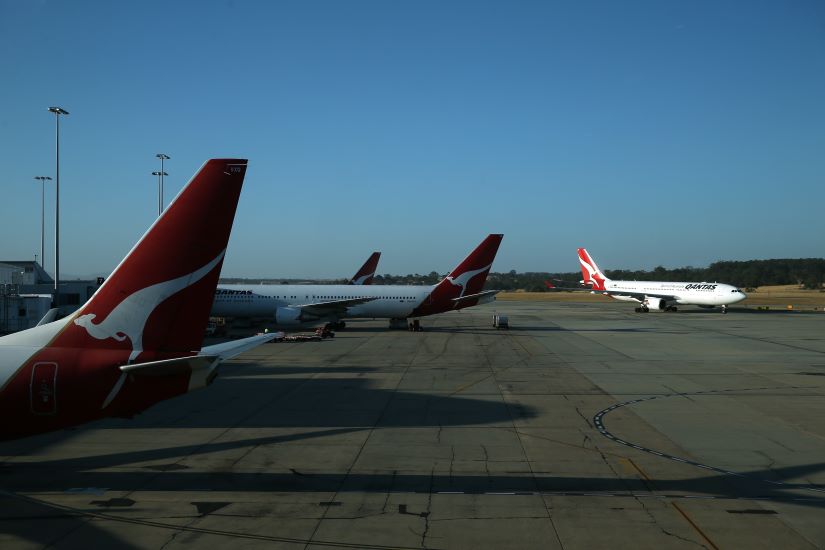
{"left": 1, "top": 301, "right": 824, "bottom": 549}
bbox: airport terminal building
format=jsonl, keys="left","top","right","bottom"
{"left": 0, "top": 260, "right": 101, "bottom": 333}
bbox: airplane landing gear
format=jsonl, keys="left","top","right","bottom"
{"left": 722, "top": 305, "right": 728, "bottom": 314}
{"left": 635, "top": 306, "right": 649, "bottom": 313}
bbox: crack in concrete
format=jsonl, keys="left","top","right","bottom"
{"left": 420, "top": 469, "right": 434, "bottom": 549}
{"left": 449, "top": 446, "right": 455, "bottom": 484}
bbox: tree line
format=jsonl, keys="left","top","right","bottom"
{"left": 222, "top": 259, "right": 825, "bottom": 291}
{"left": 373, "top": 259, "right": 825, "bottom": 291}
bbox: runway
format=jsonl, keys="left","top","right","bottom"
{"left": 2, "top": 301, "right": 824, "bottom": 549}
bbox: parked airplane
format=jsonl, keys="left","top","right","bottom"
{"left": 0, "top": 159, "right": 274, "bottom": 441}
{"left": 212, "top": 234, "right": 503, "bottom": 329}
{"left": 577, "top": 248, "right": 747, "bottom": 313}
{"left": 349, "top": 252, "right": 381, "bottom": 285}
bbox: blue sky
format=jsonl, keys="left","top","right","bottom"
{"left": 1, "top": 1, "right": 824, "bottom": 279}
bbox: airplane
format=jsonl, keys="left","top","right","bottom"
{"left": 348, "top": 252, "right": 381, "bottom": 285}
{"left": 0, "top": 159, "right": 275, "bottom": 441}
{"left": 211, "top": 234, "right": 503, "bottom": 330}
{"left": 577, "top": 248, "right": 747, "bottom": 313}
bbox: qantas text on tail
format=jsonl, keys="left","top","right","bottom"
{"left": 577, "top": 248, "right": 746, "bottom": 313}
{"left": 0, "top": 159, "right": 274, "bottom": 441}
{"left": 212, "top": 234, "right": 503, "bottom": 328}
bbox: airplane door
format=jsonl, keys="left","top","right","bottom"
{"left": 30, "top": 362, "right": 58, "bottom": 415}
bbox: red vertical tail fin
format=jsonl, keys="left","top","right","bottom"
{"left": 348, "top": 252, "right": 381, "bottom": 285}
{"left": 411, "top": 234, "right": 503, "bottom": 316}
{"left": 577, "top": 247, "right": 608, "bottom": 291}
{"left": 57, "top": 159, "right": 248, "bottom": 361}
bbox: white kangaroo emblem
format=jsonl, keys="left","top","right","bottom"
{"left": 74, "top": 250, "right": 225, "bottom": 361}
{"left": 350, "top": 273, "right": 371, "bottom": 285}
{"left": 446, "top": 263, "right": 492, "bottom": 298}
{"left": 579, "top": 258, "right": 605, "bottom": 289}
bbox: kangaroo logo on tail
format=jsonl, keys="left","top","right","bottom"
{"left": 74, "top": 250, "right": 226, "bottom": 361}
{"left": 446, "top": 262, "right": 493, "bottom": 298}
{"left": 348, "top": 252, "right": 380, "bottom": 285}
{"left": 578, "top": 248, "right": 607, "bottom": 291}
{"left": 350, "top": 274, "right": 372, "bottom": 285}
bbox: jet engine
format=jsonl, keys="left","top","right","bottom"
{"left": 274, "top": 307, "right": 303, "bottom": 326}
{"left": 645, "top": 297, "right": 667, "bottom": 311}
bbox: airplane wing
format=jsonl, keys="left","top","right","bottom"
{"left": 294, "top": 296, "right": 378, "bottom": 318}
{"left": 604, "top": 290, "right": 679, "bottom": 302}
{"left": 543, "top": 284, "right": 679, "bottom": 302}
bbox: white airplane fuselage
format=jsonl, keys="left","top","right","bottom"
{"left": 213, "top": 284, "right": 435, "bottom": 320}
{"left": 212, "top": 234, "right": 503, "bottom": 327}
{"left": 602, "top": 280, "right": 746, "bottom": 307}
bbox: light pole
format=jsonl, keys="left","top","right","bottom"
{"left": 48, "top": 106, "right": 68, "bottom": 309}
{"left": 34, "top": 176, "right": 52, "bottom": 273}
{"left": 156, "top": 153, "right": 170, "bottom": 214}
{"left": 152, "top": 171, "right": 168, "bottom": 216}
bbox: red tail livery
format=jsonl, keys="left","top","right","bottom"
{"left": 411, "top": 234, "right": 503, "bottom": 316}
{"left": 578, "top": 247, "right": 608, "bottom": 291}
{"left": 0, "top": 159, "right": 274, "bottom": 441}
{"left": 348, "top": 252, "right": 381, "bottom": 285}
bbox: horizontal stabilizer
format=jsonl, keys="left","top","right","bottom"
{"left": 451, "top": 289, "right": 500, "bottom": 305}
{"left": 120, "top": 355, "right": 219, "bottom": 377}
{"left": 201, "top": 333, "right": 279, "bottom": 361}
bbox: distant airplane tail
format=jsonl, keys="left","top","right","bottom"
{"left": 59, "top": 159, "right": 249, "bottom": 362}
{"left": 578, "top": 248, "right": 609, "bottom": 291}
{"left": 411, "top": 234, "right": 503, "bottom": 316}
{"left": 348, "top": 252, "right": 381, "bottom": 285}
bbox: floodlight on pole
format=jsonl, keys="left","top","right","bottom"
{"left": 48, "top": 106, "right": 69, "bottom": 309}
{"left": 152, "top": 171, "right": 168, "bottom": 216}
{"left": 156, "top": 153, "right": 170, "bottom": 214}
{"left": 34, "top": 176, "right": 52, "bottom": 273}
